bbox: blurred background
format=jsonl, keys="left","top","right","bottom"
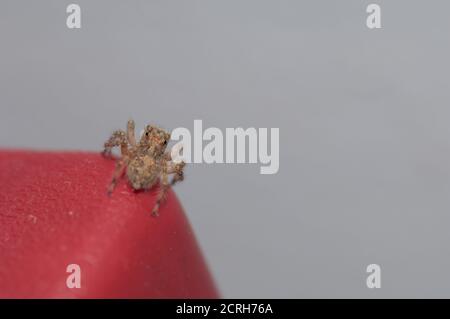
{"left": 1, "top": 0, "right": 450, "bottom": 297}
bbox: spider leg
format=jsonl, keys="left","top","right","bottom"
{"left": 102, "top": 130, "right": 128, "bottom": 158}
{"left": 170, "top": 172, "right": 184, "bottom": 186}
{"left": 163, "top": 151, "right": 172, "bottom": 161}
{"left": 150, "top": 162, "right": 184, "bottom": 216}
{"left": 107, "top": 159, "right": 127, "bottom": 196}
{"left": 164, "top": 144, "right": 184, "bottom": 162}
{"left": 127, "top": 119, "right": 136, "bottom": 146}
{"left": 168, "top": 161, "right": 185, "bottom": 186}
{"left": 151, "top": 169, "right": 170, "bottom": 217}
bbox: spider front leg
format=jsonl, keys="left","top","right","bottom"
{"left": 127, "top": 119, "right": 137, "bottom": 146}
{"left": 102, "top": 130, "right": 128, "bottom": 158}
{"left": 102, "top": 120, "right": 136, "bottom": 158}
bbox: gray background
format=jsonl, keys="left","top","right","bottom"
{"left": 1, "top": 0, "right": 450, "bottom": 297}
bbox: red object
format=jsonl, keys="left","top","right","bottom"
{"left": 0, "top": 150, "right": 218, "bottom": 298}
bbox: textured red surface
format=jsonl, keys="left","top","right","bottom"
{"left": 0, "top": 150, "right": 218, "bottom": 298}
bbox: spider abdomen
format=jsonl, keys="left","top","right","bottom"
{"left": 127, "top": 155, "right": 160, "bottom": 190}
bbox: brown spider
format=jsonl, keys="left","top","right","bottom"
{"left": 102, "top": 120, "right": 185, "bottom": 216}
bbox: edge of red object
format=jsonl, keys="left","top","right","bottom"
{"left": 0, "top": 150, "right": 219, "bottom": 298}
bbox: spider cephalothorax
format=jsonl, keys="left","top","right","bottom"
{"left": 102, "top": 120, "right": 185, "bottom": 216}
{"left": 138, "top": 125, "right": 171, "bottom": 157}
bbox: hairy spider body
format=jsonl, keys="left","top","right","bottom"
{"left": 102, "top": 120, "right": 185, "bottom": 216}
{"left": 127, "top": 155, "right": 160, "bottom": 189}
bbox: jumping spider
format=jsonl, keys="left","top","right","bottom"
{"left": 102, "top": 120, "right": 185, "bottom": 216}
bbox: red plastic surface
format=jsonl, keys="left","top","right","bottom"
{"left": 0, "top": 150, "right": 218, "bottom": 298}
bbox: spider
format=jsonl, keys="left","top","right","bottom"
{"left": 102, "top": 120, "right": 185, "bottom": 216}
